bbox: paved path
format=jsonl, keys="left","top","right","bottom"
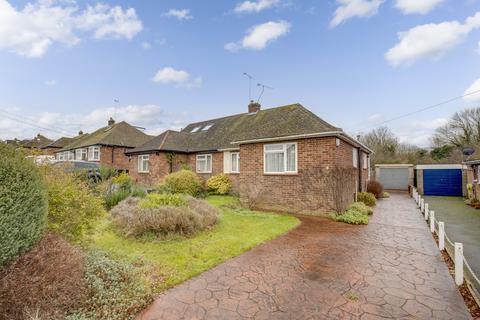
{"left": 138, "top": 193, "right": 471, "bottom": 319}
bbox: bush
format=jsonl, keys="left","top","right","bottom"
{"left": 104, "top": 188, "right": 131, "bottom": 210}
{"left": 348, "top": 202, "right": 373, "bottom": 215}
{"left": 0, "top": 144, "right": 48, "bottom": 266}
{"left": 69, "top": 250, "right": 152, "bottom": 320}
{"left": 161, "top": 169, "right": 203, "bottom": 196}
{"left": 111, "top": 196, "right": 219, "bottom": 238}
{"left": 382, "top": 191, "right": 390, "bottom": 198}
{"left": 112, "top": 172, "right": 133, "bottom": 191}
{"left": 44, "top": 168, "right": 106, "bottom": 241}
{"left": 139, "top": 193, "right": 186, "bottom": 209}
{"left": 367, "top": 180, "right": 384, "bottom": 199}
{"left": 0, "top": 233, "right": 88, "bottom": 320}
{"left": 357, "top": 192, "right": 376, "bottom": 207}
{"left": 333, "top": 209, "right": 369, "bottom": 225}
{"left": 207, "top": 173, "right": 232, "bottom": 195}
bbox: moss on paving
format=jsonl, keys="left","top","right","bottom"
{"left": 89, "top": 195, "right": 300, "bottom": 291}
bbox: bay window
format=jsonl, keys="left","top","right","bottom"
{"left": 67, "top": 151, "right": 74, "bottom": 161}
{"left": 75, "top": 148, "right": 87, "bottom": 161}
{"left": 138, "top": 155, "right": 149, "bottom": 173}
{"left": 231, "top": 152, "right": 240, "bottom": 173}
{"left": 196, "top": 154, "right": 212, "bottom": 173}
{"left": 88, "top": 146, "right": 100, "bottom": 161}
{"left": 264, "top": 143, "right": 297, "bottom": 174}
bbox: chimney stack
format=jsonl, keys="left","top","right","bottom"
{"left": 78, "top": 130, "right": 84, "bottom": 135}
{"left": 108, "top": 117, "right": 115, "bottom": 126}
{"left": 248, "top": 100, "right": 261, "bottom": 113}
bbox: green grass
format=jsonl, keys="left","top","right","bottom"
{"left": 89, "top": 195, "right": 299, "bottom": 291}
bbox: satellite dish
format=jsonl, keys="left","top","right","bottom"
{"left": 462, "top": 147, "right": 475, "bottom": 156}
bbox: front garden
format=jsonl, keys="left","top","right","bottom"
{"left": 0, "top": 144, "right": 299, "bottom": 320}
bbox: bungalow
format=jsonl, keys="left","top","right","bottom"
{"left": 55, "top": 118, "right": 152, "bottom": 171}
{"left": 40, "top": 132, "right": 84, "bottom": 156}
{"left": 6, "top": 134, "right": 53, "bottom": 150}
{"left": 126, "top": 102, "right": 372, "bottom": 213}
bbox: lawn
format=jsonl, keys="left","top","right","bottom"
{"left": 89, "top": 195, "right": 300, "bottom": 291}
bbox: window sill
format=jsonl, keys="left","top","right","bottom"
{"left": 263, "top": 172, "right": 299, "bottom": 176}
{"left": 138, "top": 171, "right": 150, "bottom": 174}
{"left": 226, "top": 172, "right": 240, "bottom": 175}
{"left": 197, "top": 172, "right": 212, "bottom": 174}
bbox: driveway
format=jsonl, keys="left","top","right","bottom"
{"left": 138, "top": 193, "right": 471, "bottom": 319}
{"left": 423, "top": 196, "right": 480, "bottom": 277}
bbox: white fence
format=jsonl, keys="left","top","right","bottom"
{"left": 412, "top": 188, "right": 480, "bottom": 306}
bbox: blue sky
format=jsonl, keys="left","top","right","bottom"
{"left": 1, "top": 0, "right": 480, "bottom": 147}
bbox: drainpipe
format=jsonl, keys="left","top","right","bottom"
{"left": 111, "top": 146, "right": 114, "bottom": 165}
{"left": 358, "top": 147, "right": 362, "bottom": 192}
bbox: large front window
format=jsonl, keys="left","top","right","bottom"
{"left": 67, "top": 151, "right": 74, "bottom": 161}
{"left": 57, "top": 152, "right": 65, "bottom": 161}
{"left": 196, "top": 154, "right": 212, "bottom": 173}
{"left": 264, "top": 143, "right": 297, "bottom": 174}
{"left": 88, "top": 146, "right": 100, "bottom": 161}
{"left": 138, "top": 155, "right": 149, "bottom": 173}
{"left": 75, "top": 148, "right": 87, "bottom": 161}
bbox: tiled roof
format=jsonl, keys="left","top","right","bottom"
{"left": 127, "top": 103, "right": 345, "bottom": 154}
{"left": 19, "top": 134, "right": 53, "bottom": 149}
{"left": 58, "top": 121, "right": 152, "bottom": 152}
{"left": 42, "top": 136, "right": 77, "bottom": 149}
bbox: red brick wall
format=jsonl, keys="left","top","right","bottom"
{"left": 97, "top": 146, "right": 132, "bottom": 171}
{"left": 186, "top": 152, "right": 223, "bottom": 180}
{"left": 238, "top": 137, "right": 361, "bottom": 214}
{"left": 128, "top": 152, "right": 188, "bottom": 186}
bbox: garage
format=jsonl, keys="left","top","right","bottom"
{"left": 417, "top": 165, "right": 465, "bottom": 197}
{"left": 375, "top": 164, "right": 414, "bottom": 190}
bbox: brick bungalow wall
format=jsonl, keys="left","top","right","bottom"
{"left": 97, "top": 146, "right": 132, "bottom": 171}
{"left": 41, "top": 147, "right": 57, "bottom": 156}
{"left": 238, "top": 136, "right": 360, "bottom": 214}
{"left": 129, "top": 152, "right": 188, "bottom": 186}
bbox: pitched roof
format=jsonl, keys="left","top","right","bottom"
{"left": 127, "top": 103, "right": 362, "bottom": 154}
{"left": 42, "top": 136, "right": 77, "bottom": 149}
{"left": 20, "top": 134, "right": 53, "bottom": 149}
{"left": 58, "top": 121, "right": 152, "bottom": 152}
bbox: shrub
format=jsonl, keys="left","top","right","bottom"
{"left": 112, "top": 172, "right": 133, "bottom": 191}
{"left": 98, "top": 165, "right": 117, "bottom": 181}
{"left": 104, "top": 188, "right": 131, "bottom": 210}
{"left": 382, "top": 191, "right": 390, "bottom": 198}
{"left": 348, "top": 202, "right": 373, "bottom": 215}
{"left": 161, "top": 169, "right": 203, "bottom": 196}
{"left": 111, "top": 196, "right": 219, "bottom": 237}
{"left": 69, "top": 250, "right": 151, "bottom": 320}
{"left": 367, "top": 180, "right": 384, "bottom": 199}
{"left": 0, "top": 233, "right": 88, "bottom": 320}
{"left": 0, "top": 144, "right": 48, "bottom": 266}
{"left": 357, "top": 192, "right": 376, "bottom": 207}
{"left": 332, "top": 209, "right": 369, "bottom": 225}
{"left": 139, "top": 193, "right": 186, "bottom": 209}
{"left": 207, "top": 173, "right": 232, "bottom": 195}
{"left": 44, "top": 168, "right": 106, "bottom": 241}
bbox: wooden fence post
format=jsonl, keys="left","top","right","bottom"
{"left": 424, "top": 203, "right": 429, "bottom": 220}
{"left": 430, "top": 210, "right": 435, "bottom": 233}
{"left": 439, "top": 222, "right": 445, "bottom": 251}
{"left": 420, "top": 198, "right": 425, "bottom": 213}
{"left": 455, "top": 242, "right": 464, "bottom": 286}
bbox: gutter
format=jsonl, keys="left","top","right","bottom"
{"left": 231, "top": 131, "right": 374, "bottom": 154}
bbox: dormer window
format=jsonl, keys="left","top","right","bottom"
{"left": 202, "top": 123, "right": 213, "bottom": 131}
{"left": 191, "top": 126, "right": 201, "bottom": 133}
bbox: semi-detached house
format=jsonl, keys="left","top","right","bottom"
{"left": 126, "top": 102, "right": 372, "bottom": 214}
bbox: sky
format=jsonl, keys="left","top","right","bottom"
{"left": 1, "top": 0, "right": 480, "bottom": 148}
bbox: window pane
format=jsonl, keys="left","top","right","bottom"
{"left": 231, "top": 153, "right": 239, "bottom": 172}
{"left": 206, "top": 155, "right": 212, "bottom": 171}
{"left": 266, "top": 152, "right": 284, "bottom": 172}
{"left": 286, "top": 144, "right": 296, "bottom": 172}
{"left": 265, "top": 144, "right": 283, "bottom": 152}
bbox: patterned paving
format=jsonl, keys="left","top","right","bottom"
{"left": 137, "top": 193, "right": 471, "bottom": 319}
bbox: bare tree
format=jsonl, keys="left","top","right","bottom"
{"left": 432, "top": 107, "right": 480, "bottom": 147}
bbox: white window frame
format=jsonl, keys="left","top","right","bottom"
{"left": 196, "top": 154, "right": 212, "bottom": 173}
{"left": 67, "top": 151, "right": 74, "bottom": 161}
{"left": 138, "top": 155, "right": 150, "bottom": 173}
{"left": 88, "top": 146, "right": 100, "bottom": 161}
{"left": 353, "top": 148, "right": 358, "bottom": 168}
{"left": 75, "top": 148, "right": 87, "bottom": 161}
{"left": 230, "top": 152, "right": 240, "bottom": 173}
{"left": 362, "top": 153, "right": 368, "bottom": 169}
{"left": 263, "top": 142, "right": 297, "bottom": 174}
{"left": 57, "top": 152, "right": 65, "bottom": 161}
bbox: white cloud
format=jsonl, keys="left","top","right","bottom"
{"left": 411, "top": 118, "right": 448, "bottom": 129}
{"left": 234, "top": 0, "right": 280, "bottom": 13}
{"left": 464, "top": 78, "right": 480, "bottom": 103}
{"left": 152, "top": 67, "right": 202, "bottom": 88}
{"left": 45, "top": 80, "right": 56, "bottom": 85}
{"left": 385, "top": 11, "right": 480, "bottom": 66}
{"left": 141, "top": 41, "right": 151, "bottom": 49}
{"left": 0, "top": 104, "right": 188, "bottom": 140}
{"left": 395, "top": 0, "right": 443, "bottom": 15}
{"left": 0, "top": 0, "right": 142, "bottom": 58}
{"left": 225, "top": 20, "right": 290, "bottom": 52}
{"left": 164, "top": 9, "right": 192, "bottom": 20}
{"left": 330, "top": 0, "right": 384, "bottom": 28}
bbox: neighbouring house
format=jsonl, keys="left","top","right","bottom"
{"left": 55, "top": 118, "right": 152, "bottom": 171}
{"left": 6, "top": 134, "right": 53, "bottom": 151}
{"left": 415, "top": 164, "right": 466, "bottom": 197}
{"left": 40, "top": 132, "right": 85, "bottom": 156}
{"left": 126, "top": 102, "right": 372, "bottom": 214}
{"left": 464, "top": 160, "right": 480, "bottom": 199}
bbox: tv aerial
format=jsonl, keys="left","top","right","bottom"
{"left": 257, "top": 82, "right": 274, "bottom": 103}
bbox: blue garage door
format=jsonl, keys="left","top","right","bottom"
{"left": 423, "top": 169, "right": 462, "bottom": 196}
